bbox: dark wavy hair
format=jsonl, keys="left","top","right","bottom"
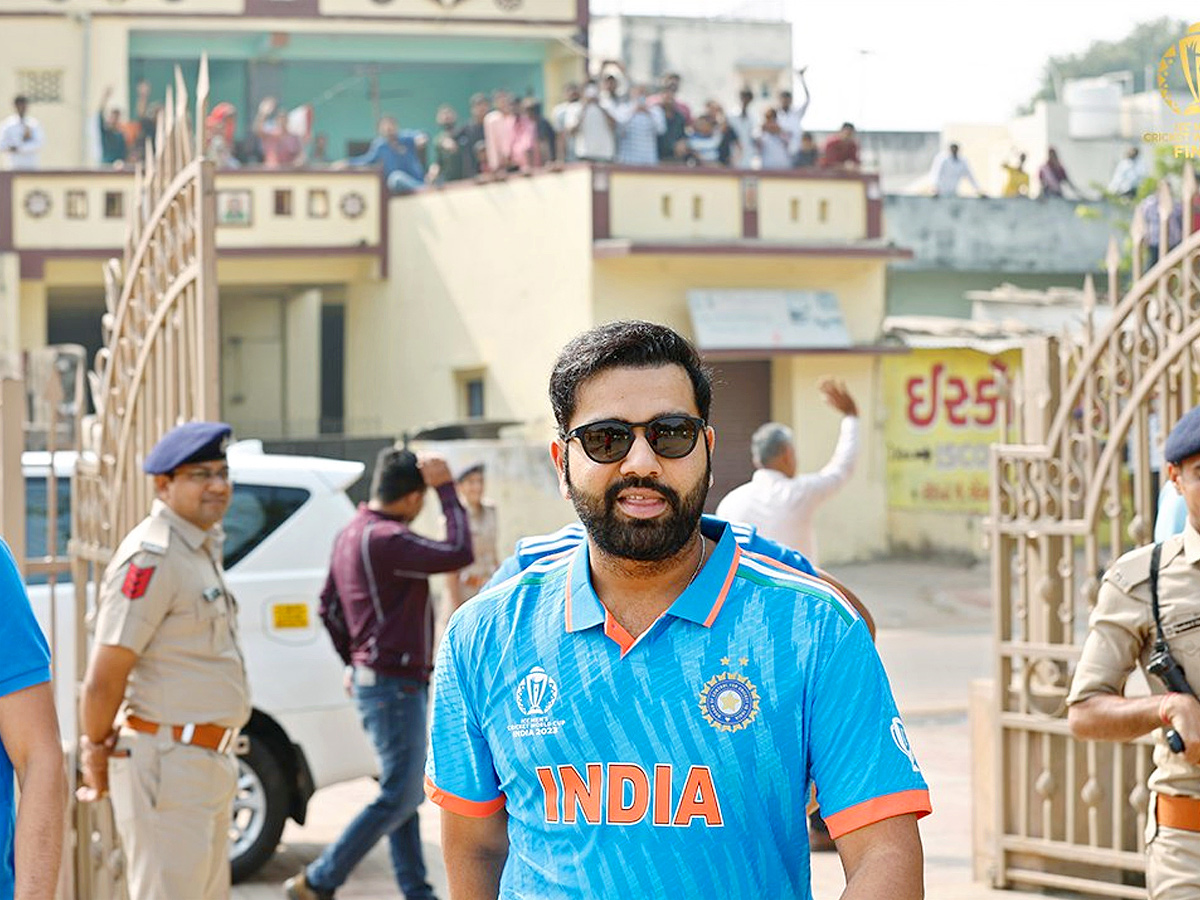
{"left": 549, "top": 320, "right": 712, "bottom": 432}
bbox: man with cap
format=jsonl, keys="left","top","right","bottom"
{"left": 1068, "top": 404, "right": 1200, "bottom": 898}
{"left": 79, "top": 421, "right": 249, "bottom": 900}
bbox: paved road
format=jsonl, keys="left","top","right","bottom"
{"left": 235, "top": 558, "right": 1049, "bottom": 899}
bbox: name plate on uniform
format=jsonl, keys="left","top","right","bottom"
{"left": 272, "top": 603, "right": 310, "bottom": 629}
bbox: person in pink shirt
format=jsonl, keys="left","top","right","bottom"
{"left": 483, "top": 90, "right": 517, "bottom": 174}
{"left": 509, "top": 98, "right": 543, "bottom": 172}
{"left": 255, "top": 97, "right": 304, "bottom": 168}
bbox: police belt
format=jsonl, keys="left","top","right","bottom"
{"left": 125, "top": 714, "right": 239, "bottom": 753}
{"left": 1157, "top": 794, "right": 1200, "bottom": 832}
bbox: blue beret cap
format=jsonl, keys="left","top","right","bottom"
{"left": 1164, "top": 406, "right": 1200, "bottom": 465}
{"left": 143, "top": 422, "right": 233, "bottom": 475}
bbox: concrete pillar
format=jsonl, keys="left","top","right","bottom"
{"left": 19, "top": 279, "right": 48, "bottom": 352}
{"left": 0, "top": 254, "right": 19, "bottom": 357}
{"left": 285, "top": 288, "right": 321, "bottom": 438}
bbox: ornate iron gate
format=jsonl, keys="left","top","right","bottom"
{"left": 990, "top": 171, "right": 1200, "bottom": 896}
{"left": 71, "top": 61, "right": 218, "bottom": 899}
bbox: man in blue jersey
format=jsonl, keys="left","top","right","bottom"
{"left": 0, "top": 537, "right": 67, "bottom": 900}
{"left": 425, "top": 320, "right": 929, "bottom": 898}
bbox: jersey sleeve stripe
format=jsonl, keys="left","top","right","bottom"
{"left": 702, "top": 544, "right": 742, "bottom": 627}
{"left": 740, "top": 551, "right": 858, "bottom": 622}
{"left": 822, "top": 788, "right": 932, "bottom": 839}
{"left": 424, "top": 776, "right": 506, "bottom": 818}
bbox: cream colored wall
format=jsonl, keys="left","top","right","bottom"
{"left": 887, "top": 507, "right": 986, "bottom": 559}
{"left": 777, "top": 354, "right": 884, "bottom": 564}
{"left": 757, "top": 179, "right": 867, "bottom": 242}
{"left": 19, "top": 281, "right": 47, "bottom": 351}
{"left": 285, "top": 288, "right": 321, "bottom": 436}
{"left": 0, "top": 254, "right": 18, "bottom": 357}
{"left": 608, "top": 173, "right": 743, "bottom": 241}
{"left": 1, "top": 19, "right": 87, "bottom": 168}
{"left": 344, "top": 168, "right": 594, "bottom": 438}
{"left": 11, "top": 171, "right": 382, "bottom": 250}
{"left": 592, "top": 255, "right": 888, "bottom": 345}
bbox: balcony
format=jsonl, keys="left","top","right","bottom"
{"left": 590, "top": 165, "right": 906, "bottom": 259}
{"left": 0, "top": 169, "right": 385, "bottom": 277}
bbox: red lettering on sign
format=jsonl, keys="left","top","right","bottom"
{"left": 905, "top": 360, "right": 1011, "bottom": 431}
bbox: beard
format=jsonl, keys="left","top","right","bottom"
{"left": 564, "top": 451, "right": 710, "bottom": 563}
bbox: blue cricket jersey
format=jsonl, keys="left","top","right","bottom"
{"left": 426, "top": 519, "right": 930, "bottom": 899}
{"left": 0, "top": 539, "right": 52, "bottom": 900}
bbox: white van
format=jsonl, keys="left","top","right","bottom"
{"left": 23, "top": 441, "right": 377, "bottom": 881}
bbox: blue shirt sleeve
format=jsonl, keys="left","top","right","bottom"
{"left": 744, "top": 530, "right": 816, "bottom": 576}
{"left": 1155, "top": 484, "right": 1189, "bottom": 542}
{"left": 483, "top": 553, "right": 522, "bottom": 591}
{"left": 346, "top": 137, "right": 383, "bottom": 168}
{"left": 425, "top": 613, "right": 504, "bottom": 815}
{"left": 804, "top": 619, "right": 930, "bottom": 837}
{"left": 0, "top": 538, "right": 52, "bottom": 699}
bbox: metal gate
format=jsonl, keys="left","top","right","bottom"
{"left": 70, "top": 60, "right": 219, "bottom": 898}
{"left": 989, "top": 170, "right": 1200, "bottom": 896}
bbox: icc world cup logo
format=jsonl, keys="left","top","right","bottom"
{"left": 516, "top": 666, "right": 559, "bottom": 717}
{"left": 1159, "top": 23, "right": 1200, "bottom": 115}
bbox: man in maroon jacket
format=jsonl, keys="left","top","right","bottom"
{"left": 287, "top": 447, "right": 473, "bottom": 900}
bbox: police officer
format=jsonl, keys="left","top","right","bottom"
{"left": 1068, "top": 404, "right": 1200, "bottom": 899}
{"left": 79, "top": 421, "right": 250, "bottom": 900}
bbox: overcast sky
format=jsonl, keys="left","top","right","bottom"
{"left": 590, "top": 0, "right": 1190, "bottom": 131}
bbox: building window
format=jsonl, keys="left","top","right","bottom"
{"left": 465, "top": 378, "right": 485, "bottom": 418}
{"left": 66, "top": 190, "right": 88, "bottom": 219}
{"left": 104, "top": 192, "right": 124, "bottom": 219}
{"left": 307, "top": 189, "right": 329, "bottom": 218}
{"left": 274, "top": 189, "right": 293, "bottom": 217}
{"left": 17, "top": 69, "right": 64, "bottom": 103}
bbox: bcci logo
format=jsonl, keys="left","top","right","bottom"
{"left": 515, "top": 666, "right": 559, "bottom": 717}
{"left": 699, "top": 671, "right": 760, "bottom": 733}
{"left": 1159, "top": 23, "right": 1200, "bottom": 115}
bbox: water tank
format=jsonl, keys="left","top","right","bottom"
{"left": 1063, "top": 78, "right": 1122, "bottom": 139}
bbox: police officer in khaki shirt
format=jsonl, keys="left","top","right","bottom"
{"left": 1068, "top": 405, "right": 1200, "bottom": 899}
{"left": 79, "top": 421, "right": 251, "bottom": 899}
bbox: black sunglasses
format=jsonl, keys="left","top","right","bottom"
{"left": 564, "top": 415, "right": 706, "bottom": 464}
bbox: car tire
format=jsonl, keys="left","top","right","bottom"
{"left": 230, "top": 734, "right": 289, "bottom": 883}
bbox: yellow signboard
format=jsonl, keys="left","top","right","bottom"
{"left": 272, "top": 602, "right": 310, "bottom": 630}
{"left": 883, "top": 348, "right": 1020, "bottom": 512}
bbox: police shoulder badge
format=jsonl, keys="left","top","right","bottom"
{"left": 122, "top": 563, "right": 156, "bottom": 600}
{"left": 699, "top": 669, "right": 760, "bottom": 733}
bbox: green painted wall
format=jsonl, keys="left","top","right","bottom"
{"left": 128, "top": 34, "right": 547, "bottom": 159}
{"left": 886, "top": 270, "right": 1107, "bottom": 319}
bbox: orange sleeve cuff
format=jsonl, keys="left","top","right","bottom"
{"left": 424, "top": 775, "right": 506, "bottom": 818}
{"left": 822, "top": 788, "right": 932, "bottom": 840}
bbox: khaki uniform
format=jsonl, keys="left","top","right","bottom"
{"left": 1068, "top": 524, "right": 1200, "bottom": 899}
{"left": 94, "top": 499, "right": 251, "bottom": 900}
{"left": 456, "top": 501, "right": 498, "bottom": 600}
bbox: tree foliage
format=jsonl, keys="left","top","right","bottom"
{"left": 1023, "top": 17, "right": 1187, "bottom": 113}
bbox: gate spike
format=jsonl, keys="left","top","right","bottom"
{"left": 196, "top": 54, "right": 210, "bottom": 157}
{"left": 1157, "top": 179, "right": 1172, "bottom": 257}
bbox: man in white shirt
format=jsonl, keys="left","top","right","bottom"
{"left": 564, "top": 82, "right": 616, "bottom": 163}
{"left": 727, "top": 87, "right": 757, "bottom": 169}
{"left": 776, "top": 69, "right": 810, "bottom": 158}
{"left": 716, "top": 378, "right": 858, "bottom": 564}
{"left": 0, "top": 95, "right": 44, "bottom": 170}
{"left": 1108, "top": 146, "right": 1145, "bottom": 198}
{"left": 930, "top": 143, "right": 984, "bottom": 197}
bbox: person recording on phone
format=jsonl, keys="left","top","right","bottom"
{"left": 1068, "top": 404, "right": 1200, "bottom": 899}
{"left": 0, "top": 95, "right": 44, "bottom": 169}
